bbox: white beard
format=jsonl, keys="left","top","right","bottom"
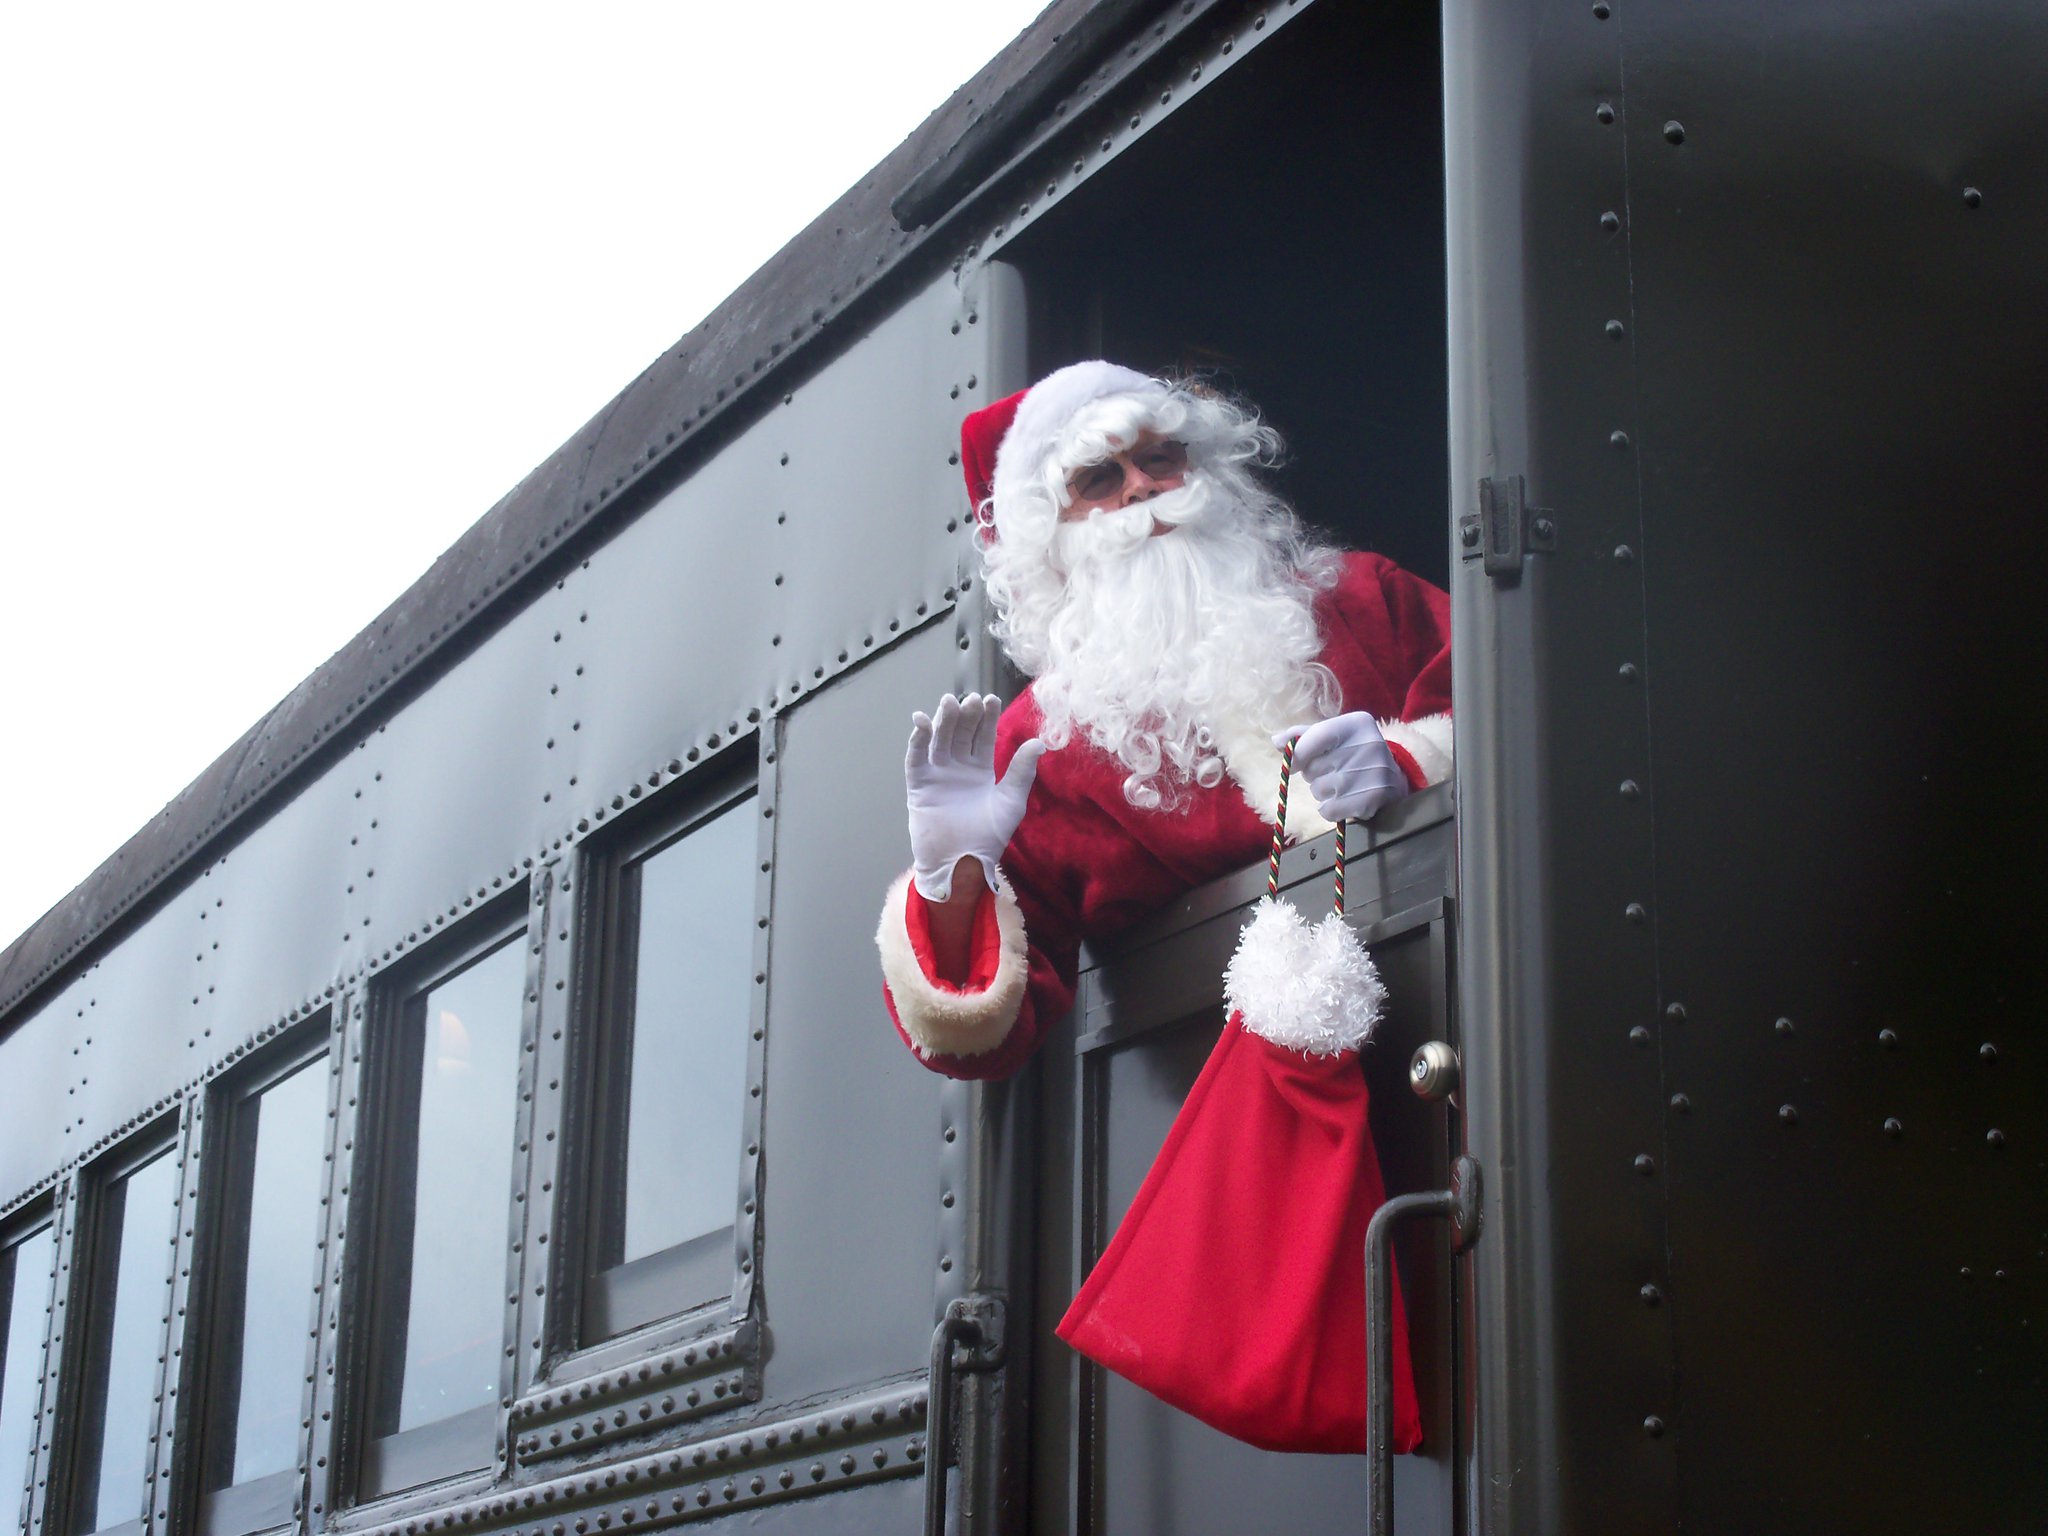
{"left": 1011, "top": 472, "right": 1341, "bottom": 818}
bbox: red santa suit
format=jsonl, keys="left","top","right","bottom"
{"left": 875, "top": 549, "right": 1452, "bottom": 1080}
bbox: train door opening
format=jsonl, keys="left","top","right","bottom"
{"left": 993, "top": 3, "right": 1457, "bottom": 1532}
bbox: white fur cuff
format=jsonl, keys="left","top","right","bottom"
{"left": 1223, "top": 898, "right": 1386, "bottom": 1057}
{"left": 1380, "top": 712, "right": 1454, "bottom": 786}
{"left": 875, "top": 869, "right": 1030, "bottom": 1061}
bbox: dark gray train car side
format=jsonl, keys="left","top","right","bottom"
{"left": 1, "top": 3, "right": 2043, "bottom": 1534}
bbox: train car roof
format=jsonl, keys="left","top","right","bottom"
{"left": 0, "top": 0, "right": 1208, "bottom": 1024}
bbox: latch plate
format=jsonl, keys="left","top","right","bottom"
{"left": 1461, "top": 475, "right": 1556, "bottom": 577}
{"left": 943, "top": 1292, "right": 1006, "bottom": 1372}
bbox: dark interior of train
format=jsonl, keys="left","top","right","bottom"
{"left": 1013, "top": 0, "right": 1448, "bottom": 586}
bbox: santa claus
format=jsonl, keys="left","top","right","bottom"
{"left": 875, "top": 360, "right": 1452, "bottom": 1081}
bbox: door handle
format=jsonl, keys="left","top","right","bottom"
{"left": 1366, "top": 1154, "right": 1481, "bottom": 1535}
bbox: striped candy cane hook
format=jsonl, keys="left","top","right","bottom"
{"left": 1265, "top": 740, "right": 1295, "bottom": 898}
{"left": 1266, "top": 737, "right": 1347, "bottom": 916}
{"left": 1333, "top": 817, "right": 1346, "bottom": 917}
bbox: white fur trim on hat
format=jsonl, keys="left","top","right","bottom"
{"left": 875, "top": 868, "right": 1030, "bottom": 1061}
{"left": 990, "top": 360, "right": 1161, "bottom": 515}
{"left": 1380, "top": 713, "right": 1454, "bottom": 786}
{"left": 1223, "top": 897, "right": 1386, "bottom": 1057}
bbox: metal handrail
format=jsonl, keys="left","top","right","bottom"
{"left": 923, "top": 1296, "right": 1004, "bottom": 1536}
{"left": 1366, "top": 1155, "right": 1482, "bottom": 1536}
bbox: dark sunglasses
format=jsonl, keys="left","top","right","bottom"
{"left": 1065, "top": 439, "right": 1189, "bottom": 503}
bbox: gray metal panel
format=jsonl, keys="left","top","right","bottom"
{"left": 190, "top": 784, "right": 358, "bottom": 1043}
{"left": 556, "top": 272, "right": 984, "bottom": 808}
{"left": 58, "top": 899, "right": 209, "bottom": 1166}
{"left": 348, "top": 596, "right": 563, "bottom": 963}
{"left": 758, "top": 618, "right": 971, "bottom": 1400}
{"left": 674, "top": 1474, "right": 918, "bottom": 1534}
{"left": 1445, "top": 3, "right": 1677, "bottom": 1531}
{"left": 1614, "top": 3, "right": 2048, "bottom": 1529}
{"left": 0, "top": 1001, "right": 83, "bottom": 1214}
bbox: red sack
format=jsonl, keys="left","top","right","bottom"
{"left": 1055, "top": 898, "right": 1423, "bottom": 1455}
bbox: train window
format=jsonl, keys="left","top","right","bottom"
{"left": 575, "top": 782, "right": 756, "bottom": 1343}
{"left": 1, "top": 1210, "right": 58, "bottom": 1535}
{"left": 65, "top": 1138, "right": 180, "bottom": 1536}
{"left": 355, "top": 919, "right": 527, "bottom": 1498}
{"left": 190, "top": 1040, "right": 330, "bottom": 1535}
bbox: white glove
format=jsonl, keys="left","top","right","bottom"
{"left": 1276, "top": 712, "right": 1410, "bottom": 823}
{"left": 906, "top": 693, "right": 1048, "bottom": 901}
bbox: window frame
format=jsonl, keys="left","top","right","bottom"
{"left": 52, "top": 1126, "right": 183, "bottom": 1536}
{"left": 180, "top": 1024, "right": 332, "bottom": 1536}
{"left": 0, "top": 1199, "right": 61, "bottom": 1536}
{"left": 505, "top": 733, "right": 775, "bottom": 1456}
{"left": 339, "top": 892, "right": 536, "bottom": 1508}
{"left": 568, "top": 762, "right": 759, "bottom": 1350}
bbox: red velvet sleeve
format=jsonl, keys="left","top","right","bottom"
{"left": 1372, "top": 556, "right": 1453, "bottom": 722}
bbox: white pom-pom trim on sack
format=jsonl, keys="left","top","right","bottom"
{"left": 1223, "top": 897, "right": 1386, "bottom": 1057}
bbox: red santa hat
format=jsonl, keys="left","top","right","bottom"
{"left": 958, "top": 360, "right": 1163, "bottom": 538}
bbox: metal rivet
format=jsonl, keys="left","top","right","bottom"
{"left": 1665, "top": 1002, "right": 1686, "bottom": 1022}
{"left": 1884, "top": 1117, "right": 1903, "bottom": 1138}
{"left": 1610, "top": 429, "right": 1631, "bottom": 449}
{"left": 1644, "top": 1414, "right": 1667, "bottom": 1437}
{"left": 1775, "top": 1017, "right": 1795, "bottom": 1037}
{"left": 1979, "top": 1042, "right": 1998, "bottom": 1062}
{"left": 1620, "top": 779, "right": 1641, "bottom": 800}
{"left": 1663, "top": 121, "right": 1686, "bottom": 144}
{"left": 1600, "top": 210, "right": 1621, "bottom": 232}
{"left": 1629, "top": 1025, "right": 1650, "bottom": 1046}
{"left": 1879, "top": 1028, "right": 1899, "bottom": 1049}
{"left": 1625, "top": 902, "right": 1647, "bottom": 923}
{"left": 1605, "top": 319, "right": 1625, "bottom": 339}
{"left": 1459, "top": 522, "right": 1481, "bottom": 548}
{"left": 1987, "top": 1128, "right": 2007, "bottom": 1148}
{"left": 1640, "top": 1283, "right": 1663, "bottom": 1306}
{"left": 1619, "top": 662, "right": 1640, "bottom": 682}
{"left": 1596, "top": 102, "right": 1616, "bottom": 124}
{"left": 1778, "top": 1104, "right": 1799, "bottom": 1126}
{"left": 1633, "top": 1154, "right": 1656, "bottom": 1175}
{"left": 1962, "top": 186, "right": 1982, "bottom": 208}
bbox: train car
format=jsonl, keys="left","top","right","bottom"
{"left": 1, "top": 2, "right": 2043, "bottom": 1533}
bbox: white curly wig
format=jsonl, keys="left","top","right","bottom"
{"left": 978, "top": 364, "right": 1343, "bottom": 811}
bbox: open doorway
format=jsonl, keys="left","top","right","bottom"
{"left": 994, "top": 5, "right": 1456, "bottom": 1533}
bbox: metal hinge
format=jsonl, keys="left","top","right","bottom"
{"left": 1460, "top": 475, "right": 1556, "bottom": 577}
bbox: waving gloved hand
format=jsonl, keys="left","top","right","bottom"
{"left": 1276, "top": 712, "right": 1410, "bottom": 824}
{"left": 906, "top": 693, "right": 1048, "bottom": 901}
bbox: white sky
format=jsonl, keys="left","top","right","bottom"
{"left": 0, "top": 1, "right": 1050, "bottom": 951}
